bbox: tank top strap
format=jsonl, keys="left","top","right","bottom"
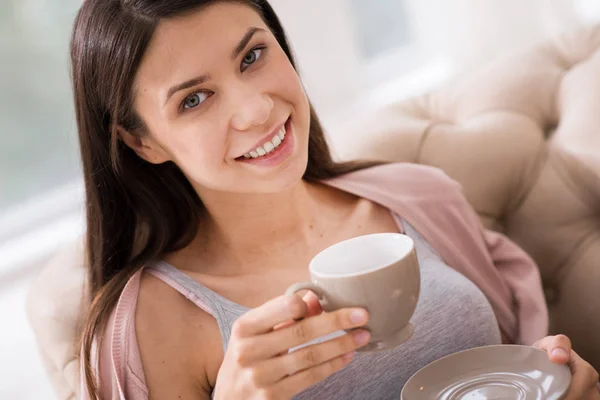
{"left": 145, "top": 261, "right": 248, "bottom": 351}
{"left": 400, "top": 218, "right": 443, "bottom": 262}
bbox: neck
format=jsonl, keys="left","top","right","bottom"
{"left": 186, "top": 179, "right": 346, "bottom": 274}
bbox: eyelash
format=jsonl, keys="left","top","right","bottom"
{"left": 179, "top": 45, "right": 267, "bottom": 112}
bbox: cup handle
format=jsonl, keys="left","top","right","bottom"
{"left": 285, "top": 282, "right": 326, "bottom": 301}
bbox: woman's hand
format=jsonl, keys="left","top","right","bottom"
{"left": 212, "top": 293, "right": 370, "bottom": 400}
{"left": 533, "top": 335, "right": 600, "bottom": 400}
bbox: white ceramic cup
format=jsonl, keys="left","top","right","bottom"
{"left": 285, "top": 233, "right": 420, "bottom": 352}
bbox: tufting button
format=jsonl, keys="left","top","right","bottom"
{"left": 544, "top": 286, "right": 559, "bottom": 305}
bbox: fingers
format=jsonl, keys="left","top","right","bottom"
{"left": 533, "top": 334, "right": 572, "bottom": 365}
{"left": 231, "top": 295, "right": 308, "bottom": 338}
{"left": 564, "top": 350, "right": 600, "bottom": 400}
{"left": 272, "top": 352, "right": 355, "bottom": 398}
{"left": 302, "top": 291, "right": 323, "bottom": 318}
{"left": 273, "top": 292, "right": 324, "bottom": 332}
{"left": 251, "top": 329, "right": 370, "bottom": 385}
{"left": 533, "top": 336, "right": 600, "bottom": 400}
{"left": 243, "top": 307, "right": 369, "bottom": 360}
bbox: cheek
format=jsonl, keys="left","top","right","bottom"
{"left": 268, "top": 53, "right": 308, "bottom": 107}
{"left": 285, "top": 70, "right": 308, "bottom": 108}
{"left": 167, "top": 121, "right": 227, "bottom": 171}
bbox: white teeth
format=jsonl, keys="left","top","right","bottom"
{"left": 263, "top": 142, "right": 274, "bottom": 153}
{"left": 272, "top": 135, "right": 281, "bottom": 147}
{"left": 242, "top": 124, "right": 288, "bottom": 160}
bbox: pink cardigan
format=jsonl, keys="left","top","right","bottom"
{"left": 83, "top": 163, "right": 548, "bottom": 399}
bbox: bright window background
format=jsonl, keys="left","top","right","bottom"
{"left": 1, "top": 0, "right": 598, "bottom": 398}
{"left": 348, "top": 0, "right": 412, "bottom": 59}
{"left": 1, "top": 0, "right": 81, "bottom": 210}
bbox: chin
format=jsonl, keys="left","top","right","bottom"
{"left": 244, "top": 151, "right": 309, "bottom": 194}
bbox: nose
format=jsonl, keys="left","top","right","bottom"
{"left": 229, "top": 84, "right": 274, "bottom": 131}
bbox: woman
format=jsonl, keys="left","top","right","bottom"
{"left": 72, "top": 0, "right": 599, "bottom": 398}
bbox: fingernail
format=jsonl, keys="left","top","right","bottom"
{"left": 342, "top": 352, "right": 355, "bottom": 362}
{"left": 552, "top": 348, "right": 568, "bottom": 358}
{"left": 353, "top": 330, "right": 371, "bottom": 345}
{"left": 350, "top": 309, "right": 368, "bottom": 324}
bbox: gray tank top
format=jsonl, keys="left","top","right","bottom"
{"left": 148, "top": 218, "right": 501, "bottom": 399}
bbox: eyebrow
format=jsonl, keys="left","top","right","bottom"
{"left": 231, "top": 27, "right": 265, "bottom": 60}
{"left": 163, "top": 27, "right": 266, "bottom": 107}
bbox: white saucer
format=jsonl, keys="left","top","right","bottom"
{"left": 401, "top": 345, "right": 571, "bottom": 399}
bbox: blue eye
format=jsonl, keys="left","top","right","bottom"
{"left": 241, "top": 47, "right": 264, "bottom": 70}
{"left": 182, "top": 92, "right": 210, "bottom": 110}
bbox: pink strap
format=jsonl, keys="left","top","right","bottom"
{"left": 110, "top": 270, "right": 143, "bottom": 399}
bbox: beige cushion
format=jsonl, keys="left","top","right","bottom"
{"left": 27, "top": 25, "right": 600, "bottom": 399}
{"left": 26, "top": 239, "right": 87, "bottom": 399}
{"left": 332, "top": 23, "right": 600, "bottom": 366}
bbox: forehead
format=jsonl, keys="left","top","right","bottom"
{"left": 135, "top": 2, "right": 268, "bottom": 93}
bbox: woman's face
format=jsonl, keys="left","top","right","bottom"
{"left": 131, "top": 2, "right": 311, "bottom": 194}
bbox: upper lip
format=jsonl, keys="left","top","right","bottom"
{"left": 237, "top": 119, "right": 287, "bottom": 157}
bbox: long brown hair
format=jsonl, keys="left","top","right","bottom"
{"left": 72, "top": 0, "right": 382, "bottom": 397}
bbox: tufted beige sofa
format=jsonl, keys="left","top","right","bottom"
{"left": 27, "top": 25, "right": 600, "bottom": 399}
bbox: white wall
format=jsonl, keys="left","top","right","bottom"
{"left": 270, "top": 0, "right": 597, "bottom": 119}
{"left": 269, "top": 0, "right": 364, "bottom": 116}
{"left": 406, "top": 0, "right": 584, "bottom": 71}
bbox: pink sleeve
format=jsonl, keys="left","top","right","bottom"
{"left": 483, "top": 229, "right": 549, "bottom": 345}
{"left": 443, "top": 169, "right": 549, "bottom": 345}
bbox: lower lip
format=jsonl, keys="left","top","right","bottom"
{"left": 236, "top": 119, "right": 294, "bottom": 167}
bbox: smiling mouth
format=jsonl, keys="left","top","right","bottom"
{"left": 235, "top": 118, "right": 290, "bottom": 161}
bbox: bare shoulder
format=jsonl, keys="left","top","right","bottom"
{"left": 135, "top": 271, "right": 223, "bottom": 399}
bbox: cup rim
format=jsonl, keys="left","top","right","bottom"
{"left": 309, "top": 233, "right": 414, "bottom": 278}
